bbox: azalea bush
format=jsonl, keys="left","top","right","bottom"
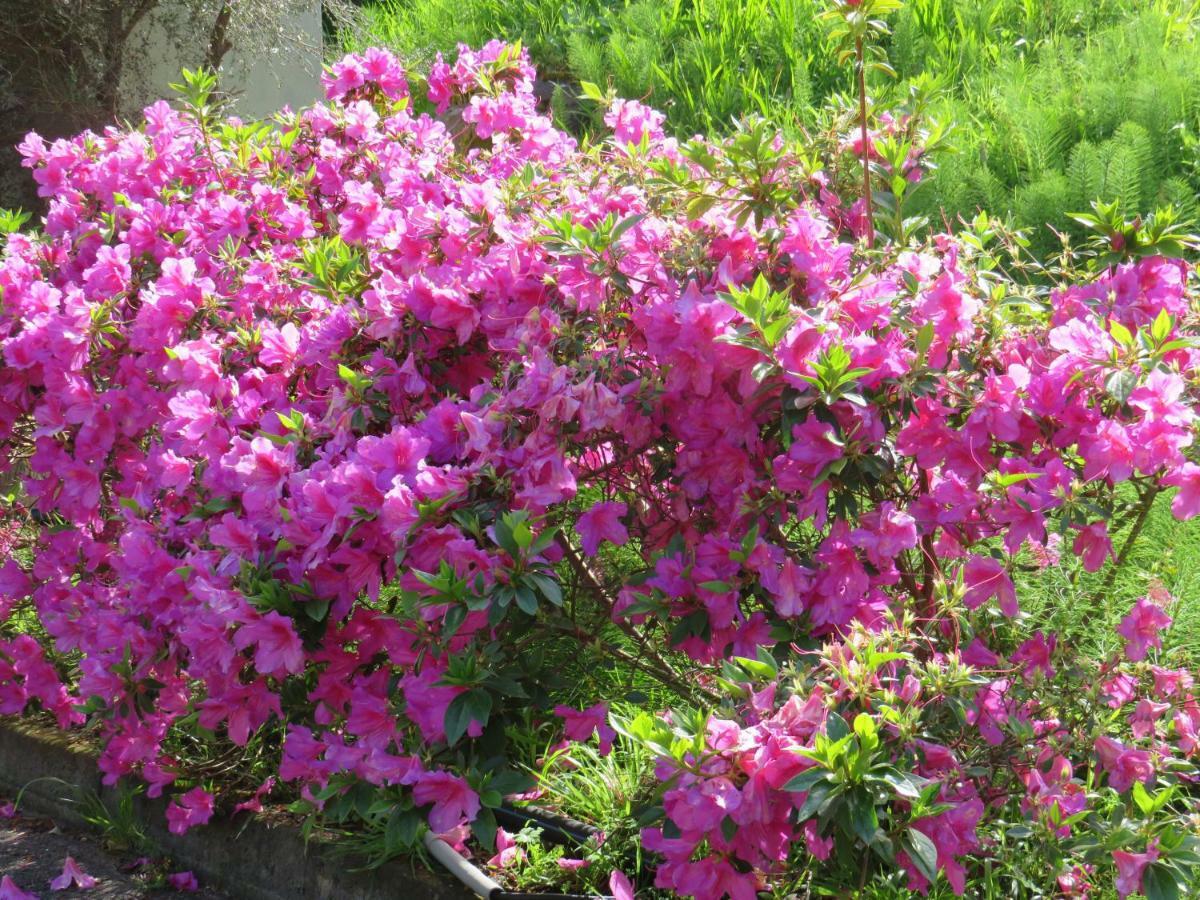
{"left": 3, "top": 42, "right": 1200, "bottom": 899}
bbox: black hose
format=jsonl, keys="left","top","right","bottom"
{"left": 494, "top": 803, "right": 596, "bottom": 846}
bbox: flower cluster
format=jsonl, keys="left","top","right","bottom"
{"left": 2, "top": 43, "right": 1199, "bottom": 898}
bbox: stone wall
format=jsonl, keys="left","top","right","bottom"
{"left": 0, "top": 1, "right": 324, "bottom": 212}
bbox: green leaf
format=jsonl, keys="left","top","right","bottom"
{"left": 873, "top": 767, "right": 924, "bottom": 800}
{"left": 1152, "top": 309, "right": 1174, "bottom": 342}
{"left": 826, "top": 712, "right": 851, "bottom": 741}
{"left": 471, "top": 806, "right": 498, "bottom": 853}
{"left": 720, "top": 815, "right": 738, "bottom": 842}
{"left": 992, "top": 471, "right": 1042, "bottom": 490}
{"left": 487, "top": 771, "right": 536, "bottom": 797}
{"left": 444, "top": 689, "right": 492, "bottom": 746}
{"left": 493, "top": 516, "right": 518, "bottom": 557}
{"left": 514, "top": 585, "right": 539, "bottom": 615}
{"left": 303, "top": 600, "right": 330, "bottom": 622}
{"left": 610, "top": 214, "right": 645, "bottom": 243}
{"left": 579, "top": 81, "right": 605, "bottom": 103}
{"left": 853, "top": 713, "right": 877, "bottom": 742}
{"left": 1142, "top": 864, "right": 1181, "bottom": 900}
{"left": 783, "top": 768, "right": 828, "bottom": 794}
{"left": 479, "top": 789, "right": 503, "bottom": 809}
{"left": 685, "top": 195, "right": 718, "bottom": 219}
{"left": 1132, "top": 780, "right": 1155, "bottom": 816}
{"left": 528, "top": 573, "right": 563, "bottom": 606}
{"left": 385, "top": 808, "right": 420, "bottom": 852}
{"left": 794, "top": 779, "right": 834, "bottom": 821}
{"left": 1105, "top": 370, "right": 1137, "bottom": 404}
{"left": 1109, "top": 320, "right": 1135, "bottom": 347}
{"left": 846, "top": 788, "right": 880, "bottom": 845}
{"left": 904, "top": 827, "right": 939, "bottom": 883}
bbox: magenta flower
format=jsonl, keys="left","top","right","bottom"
{"left": 554, "top": 702, "right": 616, "bottom": 755}
{"left": 1094, "top": 736, "right": 1155, "bottom": 793}
{"left": 1164, "top": 462, "right": 1200, "bottom": 520}
{"left": 608, "top": 870, "right": 635, "bottom": 900}
{"left": 1116, "top": 597, "right": 1173, "bottom": 662}
{"left": 962, "top": 555, "right": 1018, "bottom": 616}
{"left": 802, "top": 820, "right": 834, "bottom": 860}
{"left": 486, "top": 828, "right": 525, "bottom": 869}
{"left": 165, "top": 787, "right": 215, "bottom": 835}
{"left": 49, "top": 856, "right": 97, "bottom": 891}
{"left": 412, "top": 771, "right": 480, "bottom": 834}
{"left": 604, "top": 98, "right": 666, "bottom": 146}
{"left": 167, "top": 871, "right": 199, "bottom": 892}
{"left": 1010, "top": 631, "right": 1056, "bottom": 682}
{"left": 233, "top": 777, "right": 276, "bottom": 815}
{"left": 1113, "top": 841, "right": 1159, "bottom": 898}
{"left": 234, "top": 611, "right": 306, "bottom": 678}
{"left": 575, "top": 501, "right": 629, "bottom": 557}
{"left": 0, "top": 876, "right": 39, "bottom": 900}
{"left": 961, "top": 637, "right": 1001, "bottom": 669}
{"left": 1072, "top": 522, "right": 1114, "bottom": 572}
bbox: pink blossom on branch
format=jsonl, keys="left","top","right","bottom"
{"left": 1116, "top": 597, "right": 1173, "bottom": 662}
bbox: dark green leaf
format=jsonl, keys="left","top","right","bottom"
{"left": 904, "top": 828, "right": 939, "bottom": 883}
{"left": 1142, "top": 864, "right": 1181, "bottom": 900}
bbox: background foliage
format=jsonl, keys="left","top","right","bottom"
{"left": 342, "top": 0, "right": 1200, "bottom": 252}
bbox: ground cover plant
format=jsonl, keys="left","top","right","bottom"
{"left": 342, "top": 0, "right": 1200, "bottom": 254}
{"left": 2, "top": 34, "right": 1200, "bottom": 900}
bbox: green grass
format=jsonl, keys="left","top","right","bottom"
{"left": 1017, "top": 493, "right": 1200, "bottom": 667}
{"left": 342, "top": 0, "right": 1200, "bottom": 252}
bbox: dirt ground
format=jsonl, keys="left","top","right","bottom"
{"left": 0, "top": 809, "right": 228, "bottom": 899}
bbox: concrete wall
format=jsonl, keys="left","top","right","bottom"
{"left": 0, "top": 1, "right": 324, "bottom": 210}
{"left": 120, "top": 1, "right": 324, "bottom": 120}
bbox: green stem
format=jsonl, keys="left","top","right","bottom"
{"left": 856, "top": 36, "right": 875, "bottom": 249}
{"left": 1091, "top": 486, "right": 1160, "bottom": 608}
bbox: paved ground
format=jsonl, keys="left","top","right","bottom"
{"left": 0, "top": 807, "right": 227, "bottom": 899}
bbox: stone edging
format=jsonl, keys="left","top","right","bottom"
{"left": 0, "top": 718, "right": 470, "bottom": 900}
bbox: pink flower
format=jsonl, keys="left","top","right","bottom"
{"left": 1072, "top": 522, "right": 1114, "bottom": 572}
{"left": 1010, "top": 631, "right": 1056, "bottom": 681}
{"left": 576, "top": 501, "right": 628, "bottom": 557}
{"left": 259, "top": 322, "right": 301, "bottom": 369}
{"left": 486, "top": 828, "right": 525, "bottom": 868}
{"left": 961, "top": 637, "right": 1001, "bottom": 669}
{"left": 167, "top": 871, "right": 199, "bottom": 892}
{"left": 962, "top": 555, "right": 1018, "bottom": 616}
{"left": 412, "top": 771, "right": 480, "bottom": 833}
{"left": 1094, "top": 736, "right": 1154, "bottom": 793}
{"left": 233, "top": 777, "right": 276, "bottom": 815}
{"left": 234, "top": 611, "right": 306, "bottom": 678}
{"left": 554, "top": 702, "right": 616, "bottom": 755}
{"left": 604, "top": 99, "right": 666, "bottom": 146}
{"left": 50, "top": 856, "right": 97, "bottom": 891}
{"left": 1057, "top": 864, "right": 1094, "bottom": 897}
{"left": 1113, "top": 841, "right": 1159, "bottom": 898}
{"left": 0, "top": 876, "right": 39, "bottom": 900}
{"left": 1102, "top": 672, "right": 1138, "bottom": 708}
{"left": 802, "top": 819, "right": 834, "bottom": 860}
{"left": 165, "top": 787, "right": 215, "bottom": 835}
{"left": 1164, "top": 462, "right": 1200, "bottom": 519}
{"left": 1117, "top": 597, "right": 1173, "bottom": 662}
{"left": 609, "top": 870, "right": 635, "bottom": 900}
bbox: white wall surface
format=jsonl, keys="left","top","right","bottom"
{"left": 119, "top": 1, "right": 323, "bottom": 120}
